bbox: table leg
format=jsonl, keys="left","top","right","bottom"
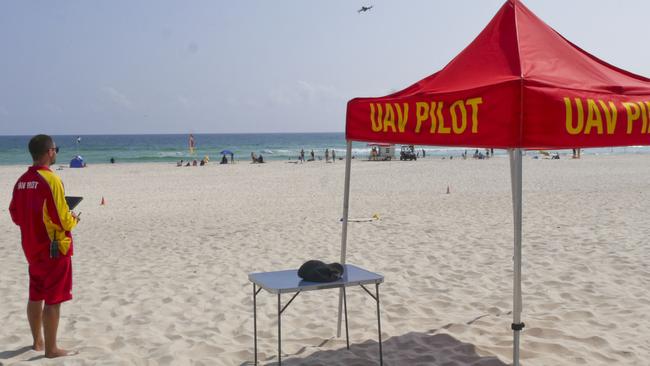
{"left": 278, "top": 293, "right": 282, "bottom": 365}
{"left": 337, "top": 288, "right": 343, "bottom": 337}
{"left": 343, "top": 286, "right": 350, "bottom": 350}
{"left": 253, "top": 284, "right": 258, "bottom": 365}
{"left": 376, "top": 283, "right": 383, "bottom": 366}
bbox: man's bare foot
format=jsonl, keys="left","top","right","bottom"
{"left": 32, "top": 339, "right": 44, "bottom": 351}
{"left": 45, "top": 348, "right": 77, "bottom": 358}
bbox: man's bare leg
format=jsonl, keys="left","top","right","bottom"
{"left": 27, "top": 300, "right": 44, "bottom": 351}
{"left": 43, "top": 303, "right": 69, "bottom": 358}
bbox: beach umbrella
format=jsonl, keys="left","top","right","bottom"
{"left": 220, "top": 149, "right": 234, "bottom": 155}
{"left": 339, "top": 1, "right": 650, "bottom": 365}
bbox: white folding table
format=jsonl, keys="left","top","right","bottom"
{"left": 248, "top": 264, "right": 384, "bottom": 365}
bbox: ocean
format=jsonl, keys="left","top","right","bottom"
{"left": 0, "top": 133, "right": 648, "bottom": 166}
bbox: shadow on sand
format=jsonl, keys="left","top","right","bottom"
{"left": 244, "top": 331, "right": 508, "bottom": 366}
{"left": 0, "top": 345, "right": 33, "bottom": 360}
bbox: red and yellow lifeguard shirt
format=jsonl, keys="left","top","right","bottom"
{"left": 9, "top": 166, "right": 77, "bottom": 264}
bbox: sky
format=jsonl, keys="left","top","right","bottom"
{"left": 1, "top": 0, "right": 649, "bottom": 135}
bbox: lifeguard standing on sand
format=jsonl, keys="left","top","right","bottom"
{"left": 9, "top": 134, "right": 80, "bottom": 358}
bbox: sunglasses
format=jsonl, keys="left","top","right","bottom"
{"left": 50, "top": 147, "right": 60, "bottom": 153}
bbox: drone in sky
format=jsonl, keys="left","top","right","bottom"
{"left": 358, "top": 5, "right": 373, "bottom": 13}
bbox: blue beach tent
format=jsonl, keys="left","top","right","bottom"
{"left": 69, "top": 156, "right": 85, "bottom": 168}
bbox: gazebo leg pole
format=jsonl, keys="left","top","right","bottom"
{"left": 509, "top": 148, "right": 525, "bottom": 366}
{"left": 337, "top": 141, "right": 353, "bottom": 337}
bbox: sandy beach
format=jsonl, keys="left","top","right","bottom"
{"left": 1, "top": 154, "right": 649, "bottom": 365}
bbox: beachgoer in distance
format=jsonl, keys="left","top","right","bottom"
{"left": 310, "top": 149, "right": 315, "bottom": 161}
{"left": 300, "top": 149, "right": 305, "bottom": 163}
{"left": 230, "top": 153, "right": 234, "bottom": 163}
{"left": 257, "top": 154, "right": 264, "bottom": 163}
{"left": 572, "top": 148, "right": 581, "bottom": 159}
{"left": 332, "top": 149, "right": 336, "bottom": 162}
{"left": 251, "top": 152, "right": 257, "bottom": 163}
{"left": 325, "top": 148, "right": 329, "bottom": 162}
{"left": 9, "top": 135, "right": 80, "bottom": 358}
{"left": 221, "top": 155, "right": 228, "bottom": 164}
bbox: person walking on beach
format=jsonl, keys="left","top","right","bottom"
{"left": 310, "top": 149, "right": 315, "bottom": 161}
{"left": 9, "top": 134, "right": 80, "bottom": 358}
{"left": 332, "top": 149, "right": 336, "bottom": 162}
{"left": 325, "top": 148, "right": 329, "bottom": 162}
{"left": 572, "top": 148, "right": 581, "bottom": 159}
{"left": 300, "top": 149, "right": 305, "bottom": 163}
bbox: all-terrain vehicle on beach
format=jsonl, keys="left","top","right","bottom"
{"left": 400, "top": 145, "right": 417, "bottom": 161}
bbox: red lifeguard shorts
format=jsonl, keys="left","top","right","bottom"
{"left": 28, "top": 256, "right": 72, "bottom": 305}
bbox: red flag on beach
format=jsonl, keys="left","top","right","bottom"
{"left": 346, "top": 0, "right": 650, "bottom": 149}
{"left": 189, "top": 134, "right": 195, "bottom": 154}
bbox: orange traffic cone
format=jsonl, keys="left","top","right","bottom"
{"left": 100, "top": 196, "right": 106, "bottom": 205}
{"left": 446, "top": 185, "right": 450, "bottom": 194}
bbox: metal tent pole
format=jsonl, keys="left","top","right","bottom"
{"left": 337, "top": 141, "right": 353, "bottom": 337}
{"left": 509, "top": 148, "right": 524, "bottom": 366}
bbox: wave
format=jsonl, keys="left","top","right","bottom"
{"left": 4, "top": 132, "right": 650, "bottom": 165}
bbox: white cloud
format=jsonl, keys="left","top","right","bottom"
{"left": 43, "top": 103, "right": 63, "bottom": 113}
{"left": 268, "top": 81, "right": 343, "bottom": 106}
{"left": 296, "top": 80, "right": 339, "bottom": 101}
{"left": 177, "top": 95, "right": 194, "bottom": 109}
{"left": 268, "top": 87, "right": 298, "bottom": 106}
{"left": 103, "top": 87, "right": 133, "bottom": 109}
{"left": 225, "top": 96, "right": 238, "bottom": 106}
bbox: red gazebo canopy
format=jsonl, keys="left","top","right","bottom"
{"left": 346, "top": 0, "right": 650, "bottom": 149}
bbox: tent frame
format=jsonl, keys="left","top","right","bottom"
{"left": 337, "top": 142, "right": 525, "bottom": 366}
